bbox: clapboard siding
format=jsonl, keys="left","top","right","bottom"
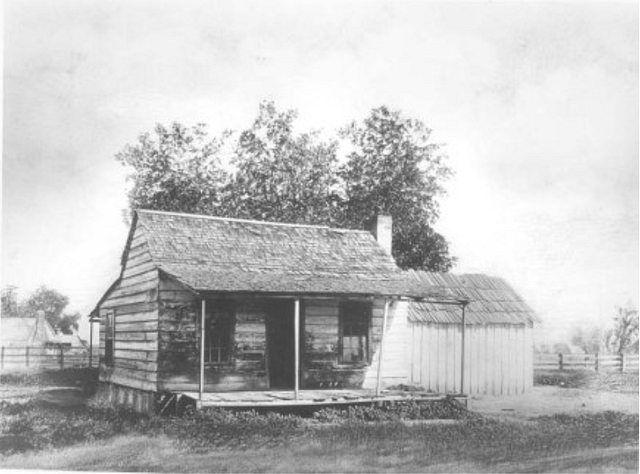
{"left": 122, "top": 261, "right": 157, "bottom": 280}
{"left": 407, "top": 321, "right": 531, "bottom": 395}
{"left": 98, "top": 224, "right": 159, "bottom": 391}
{"left": 101, "top": 369, "right": 158, "bottom": 392}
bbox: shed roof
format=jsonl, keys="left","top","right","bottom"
{"left": 406, "top": 271, "right": 540, "bottom": 325}
{"left": 131, "top": 210, "right": 455, "bottom": 300}
{"left": 0, "top": 315, "right": 59, "bottom": 347}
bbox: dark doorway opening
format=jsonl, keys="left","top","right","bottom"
{"left": 266, "top": 300, "right": 300, "bottom": 389}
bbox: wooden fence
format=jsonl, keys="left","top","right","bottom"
{"left": 534, "top": 352, "right": 639, "bottom": 373}
{"left": 0, "top": 345, "right": 90, "bottom": 372}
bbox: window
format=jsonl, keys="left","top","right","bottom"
{"left": 339, "top": 301, "right": 370, "bottom": 364}
{"left": 205, "top": 302, "right": 236, "bottom": 365}
{"left": 104, "top": 311, "right": 115, "bottom": 366}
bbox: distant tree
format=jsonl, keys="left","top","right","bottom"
{"left": 1, "top": 285, "right": 20, "bottom": 318}
{"left": 21, "top": 286, "right": 73, "bottom": 334}
{"left": 339, "top": 106, "right": 454, "bottom": 271}
{"left": 115, "top": 122, "right": 230, "bottom": 215}
{"left": 609, "top": 303, "right": 639, "bottom": 354}
{"left": 226, "top": 101, "right": 341, "bottom": 225}
{"left": 570, "top": 325, "right": 609, "bottom": 354}
{"left": 58, "top": 311, "right": 81, "bottom": 335}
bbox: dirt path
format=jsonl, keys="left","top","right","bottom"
{"left": 469, "top": 386, "right": 639, "bottom": 419}
{"left": 427, "top": 445, "right": 639, "bottom": 473}
{"left": 1, "top": 434, "right": 636, "bottom": 473}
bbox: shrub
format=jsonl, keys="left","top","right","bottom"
{"left": 534, "top": 370, "right": 593, "bottom": 388}
{"left": 0, "top": 401, "right": 157, "bottom": 455}
{"left": 162, "top": 409, "right": 304, "bottom": 450}
{"left": 313, "top": 398, "right": 472, "bottom": 423}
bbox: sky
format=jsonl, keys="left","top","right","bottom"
{"left": 3, "top": 0, "right": 638, "bottom": 343}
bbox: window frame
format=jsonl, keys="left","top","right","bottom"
{"left": 104, "top": 310, "right": 115, "bottom": 366}
{"left": 338, "top": 301, "right": 372, "bottom": 365}
{"left": 204, "top": 300, "right": 236, "bottom": 367}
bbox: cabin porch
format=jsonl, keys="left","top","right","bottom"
{"left": 175, "top": 388, "right": 463, "bottom": 410}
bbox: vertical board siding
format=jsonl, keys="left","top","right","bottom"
{"left": 486, "top": 325, "right": 494, "bottom": 395}
{"left": 408, "top": 322, "right": 531, "bottom": 395}
{"left": 495, "top": 326, "right": 502, "bottom": 393}
{"left": 525, "top": 324, "right": 533, "bottom": 391}
{"left": 468, "top": 325, "right": 476, "bottom": 394}
{"left": 516, "top": 327, "right": 524, "bottom": 394}
{"left": 452, "top": 326, "right": 460, "bottom": 393}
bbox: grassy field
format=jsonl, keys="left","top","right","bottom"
{"left": 0, "top": 368, "right": 638, "bottom": 472}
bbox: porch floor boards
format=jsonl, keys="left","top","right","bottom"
{"left": 178, "top": 389, "right": 448, "bottom": 408}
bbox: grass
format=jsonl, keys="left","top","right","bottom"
{"left": 0, "top": 370, "right": 637, "bottom": 471}
{"left": 0, "top": 368, "right": 99, "bottom": 395}
{"left": 0, "top": 398, "right": 470, "bottom": 455}
{"left": 0, "top": 398, "right": 637, "bottom": 472}
{"left": 535, "top": 370, "right": 639, "bottom": 393}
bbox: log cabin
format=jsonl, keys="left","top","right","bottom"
{"left": 92, "top": 210, "right": 537, "bottom": 412}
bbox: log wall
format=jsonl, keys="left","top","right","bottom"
{"left": 305, "top": 298, "right": 401, "bottom": 389}
{"left": 157, "top": 289, "right": 269, "bottom": 392}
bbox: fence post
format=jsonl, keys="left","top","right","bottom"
{"left": 59, "top": 345, "right": 65, "bottom": 370}
{"left": 595, "top": 352, "right": 599, "bottom": 372}
{"left": 26, "top": 347, "right": 29, "bottom": 367}
{"left": 558, "top": 352, "right": 564, "bottom": 371}
{"left": 620, "top": 353, "right": 625, "bottom": 373}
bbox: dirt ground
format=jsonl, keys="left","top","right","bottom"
{"left": 0, "top": 385, "right": 86, "bottom": 407}
{"left": 469, "top": 385, "right": 639, "bottom": 419}
{"left": 0, "top": 432, "right": 637, "bottom": 473}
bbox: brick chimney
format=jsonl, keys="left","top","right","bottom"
{"left": 369, "top": 215, "right": 393, "bottom": 256}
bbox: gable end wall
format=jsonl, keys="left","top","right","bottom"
{"left": 99, "top": 223, "right": 159, "bottom": 392}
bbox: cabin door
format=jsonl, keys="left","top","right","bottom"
{"left": 266, "top": 300, "right": 300, "bottom": 389}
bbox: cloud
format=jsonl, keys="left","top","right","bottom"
{"left": 2, "top": 1, "right": 637, "bottom": 344}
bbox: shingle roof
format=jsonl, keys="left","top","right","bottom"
{"left": 133, "top": 210, "right": 455, "bottom": 299}
{"left": 406, "top": 271, "right": 540, "bottom": 325}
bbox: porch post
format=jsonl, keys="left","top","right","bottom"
{"left": 89, "top": 318, "right": 94, "bottom": 368}
{"left": 199, "top": 299, "right": 206, "bottom": 404}
{"left": 294, "top": 298, "right": 300, "bottom": 400}
{"left": 376, "top": 299, "right": 390, "bottom": 397}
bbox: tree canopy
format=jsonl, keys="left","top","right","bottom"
{"left": 610, "top": 303, "right": 639, "bottom": 354}
{"left": 116, "top": 102, "right": 455, "bottom": 271}
{"left": 339, "top": 106, "right": 453, "bottom": 270}
{"left": 226, "top": 102, "right": 341, "bottom": 225}
{"left": 115, "top": 123, "right": 230, "bottom": 214}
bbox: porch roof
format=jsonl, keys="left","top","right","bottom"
{"left": 136, "top": 210, "right": 460, "bottom": 300}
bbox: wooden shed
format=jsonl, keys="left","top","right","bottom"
{"left": 0, "top": 312, "right": 88, "bottom": 372}
{"left": 1, "top": 312, "right": 59, "bottom": 348}
{"left": 92, "top": 210, "right": 537, "bottom": 412}
{"left": 403, "top": 272, "right": 539, "bottom": 395}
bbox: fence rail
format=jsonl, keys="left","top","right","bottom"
{"left": 0, "top": 345, "right": 90, "bottom": 372}
{"left": 535, "top": 352, "right": 639, "bottom": 373}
